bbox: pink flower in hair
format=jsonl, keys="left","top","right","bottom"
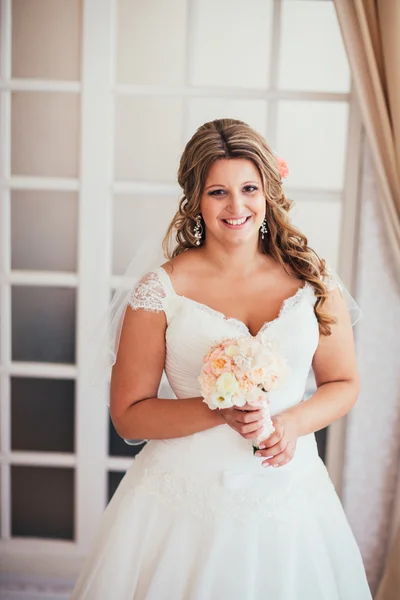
{"left": 276, "top": 156, "right": 289, "bottom": 179}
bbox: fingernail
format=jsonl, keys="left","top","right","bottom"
{"left": 255, "top": 452, "right": 261, "bottom": 457}
{"left": 259, "top": 444, "right": 265, "bottom": 450}
{"left": 262, "top": 462, "right": 270, "bottom": 468}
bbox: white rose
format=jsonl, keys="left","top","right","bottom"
{"left": 208, "top": 392, "right": 235, "bottom": 410}
{"left": 225, "top": 344, "right": 239, "bottom": 357}
{"left": 216, "top": 372, "right": 239, "bottom": 396}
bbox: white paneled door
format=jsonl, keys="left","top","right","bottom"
{"left": 0, "top": 0, "right": 362, "bottom": 590}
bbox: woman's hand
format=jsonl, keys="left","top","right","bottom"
{"left": 219, "top": 403, "right": 265, "bottom": 440}
{"left": 254, "top": 412, "right": 299, "bottom": 468}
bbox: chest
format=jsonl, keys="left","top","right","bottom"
{"left": 179, "top": 282, "right": 306, "bottom": 338}
{"left": 165, "top": 290, "right": 320, "bottom": 396}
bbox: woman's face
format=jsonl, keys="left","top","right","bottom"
{"left": 200, "top": 158, "right": 266, "bottom": 247}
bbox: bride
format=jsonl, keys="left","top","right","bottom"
{"left": 71, "top": 118, "right": 372, "bottom": 599}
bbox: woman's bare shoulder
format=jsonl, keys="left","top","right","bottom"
{"left": 161, "top": 250, "right": 206, "bottom": 293}
{"left": 161, "top": 249, "right": 204, "bottom": 274}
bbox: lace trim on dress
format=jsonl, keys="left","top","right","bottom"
{"left": 265, "top": 281, "right": 311, "bottom": 327}
{"left": 128, "top": 271, "right": 166, "bottom": 312}
{"left": 180, "top": 282, "right": 311, "bottom": 338}
{"left": 182, "top": 300, "right": 250, "bottom": 336}
{"left": 133, "top": 452, "right": 334, "bottom": 524}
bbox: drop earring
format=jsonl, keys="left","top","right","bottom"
{"left": 260, "top": 219, "right": 268, "bottom": 240}
{"left": 193, "top": 214, "right": 203, "bottom": 246}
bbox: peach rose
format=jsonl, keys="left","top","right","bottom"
{"left": 276, "top": 157, "right": 289, "bottom": 179}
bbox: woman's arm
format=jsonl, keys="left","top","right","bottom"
{"left": 283, "top": 286, "right": 360, "bottom": 437}
{"left": 110, "top": 306, "right": 225, "bottom": 440}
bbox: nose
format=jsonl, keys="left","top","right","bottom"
{"left": 226, "top": 190, "right": 245, "bottom": 213}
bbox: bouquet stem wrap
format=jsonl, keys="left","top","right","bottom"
{"left": 251, "top": 401, "right": 275, "bottom": 453}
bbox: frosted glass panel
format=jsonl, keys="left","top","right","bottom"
{"left": 12, "top": 286, "right": 76, "bottom": 363}
{"left": 279, "top": 1, "right": 350, "bottom": 92}
{"left": 113, "top": 194, "right": 178, "bottom": 274}
{"left": 117, "top": 0, "right": 186, "bottom": 85}
{"left": 115, "top": 96, "right": 183, "bottom": 182}
{"left": 276, "top": 102, "right": 349, "bottom": 190}
{"left": 11, "top": 92, "right": 79, "bottom": 177}
{"left": 187, "top": 99, "right": 268, "bottom": 142}
{"left": 290, "top": 195, "right": 342, "bottom": 268}
{"left": 11, "top": 466, "right": 74, "bottom": 539}
{"left": 11, "top": 191, "right": 78, "bottom": 272}
{"left": 12, "top": 0, "right": 81, "bottom": 80}
{"left": 191, "top": 0, "right": 273, "bottom": 89}
{"left": 11, "top": 377, "right": 75, "bottom": 453}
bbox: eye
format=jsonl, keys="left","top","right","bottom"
{"left": 208, "top": 189, "right": 226, "bottom": 197}
{"left": 244, "top": 185, "right": 258, "bottom": 193}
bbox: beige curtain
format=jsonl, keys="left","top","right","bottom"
{"left": 334, "top": 0, "right": 400, "bottom": 268}
{"left": 376, "top": 502, "right": 400, "bottom": 600}
{"left": 333, "top": 1, "right": 400, "bottom": 597}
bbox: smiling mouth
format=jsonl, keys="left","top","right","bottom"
{"left": 222, "top": 216, "right": 252, "bottom": 227}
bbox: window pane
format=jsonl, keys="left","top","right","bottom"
{"left": 11, "top": 377, "right": 75, "bottom": 453}
{"left": 290, "top": 194, "right": 342, "bottom": 269}
{"left": 187, "top": 99, "right": 268, "bottom": 143}
{"left": 12, "top": 0, "right": 81, "bottom": 80}
{"left": 11, "top": 466, "right": 74, "bottom": 540}
{"left": 113, "top": 194, "right": 178, "bottom": 275}
{"left": 191, "top": 0, "right": 273, "bottom": 89}
{"left": 109, "top": 416, "right": 146, "bottom": 457}
{"left": 11, "top": 191, "right": 78, "bottom": 272}
{"left": 276, "top": 101, "right": 349, "bottom": 190}
{"left": 117, "top": 0, "right": 186, "bottom": 85}
{"left": 108, "top": 471, "right": 125, "bottom": 504}
{"left": 115, "top": 96, "right": 183, "bottom": 182}
{"left": 11, "top": 92, "right": 79, "bottom": 178}
{"left": 279, "top": 1, "right": 350, "bottom": 93}
{"left": 316, "top": 427, "right": 328, "bottom": 462}
{"left": 12, "top": 286, "right": 76, "bottom": 363}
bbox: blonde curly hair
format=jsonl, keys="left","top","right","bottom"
{"left": 163, "top": 118, "right": 335, "bottom": 336}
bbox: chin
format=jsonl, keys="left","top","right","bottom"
{"left": 220, "top": 231, "right": 258, "bottom": 247}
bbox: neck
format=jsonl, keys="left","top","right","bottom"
{"left": 200, "top": 235, "right": 268, "bottom": 277}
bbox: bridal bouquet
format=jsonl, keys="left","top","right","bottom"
{"left": 198, "top": 336, "right": 288, "bottom": 452}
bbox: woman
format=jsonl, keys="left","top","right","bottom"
{"left": 71, "top": 119, "right": 372, "bottom": 599}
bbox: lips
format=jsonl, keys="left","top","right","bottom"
{"left": 222, "top": 216, "right": 252, "bottom": 226}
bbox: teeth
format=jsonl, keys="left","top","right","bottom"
{"left": 225, "top": 217, "right": 248, "bottom": 225}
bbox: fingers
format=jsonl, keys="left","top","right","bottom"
{"left": 234, "top": 408, "right": 263, "bottom": 424}
{"left": 235, "top": 420, "right": 265, "bottom": 438}
{"left": 237, "top": 403, "right": 261, "bottom": 412}
{"left": 257, "top": 442, "right": 295, "bottom": 468}
{"left": 258, "top": 423, "right": 284, "bottom": 449}
{"left": 220, "top": 409, "right": 264, "bottom": 439}
{"left": 256, "top": 439, "right": 286, "bottom": 458}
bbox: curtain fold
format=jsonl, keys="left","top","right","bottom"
{"left": 375, "top": 466, "right": 400, "bottom": 600}
{"left": 334, "top": 0, "right": 400, "bottom": 272}
{"left": 333, "top": 1, "right": 400, "bottom": 597}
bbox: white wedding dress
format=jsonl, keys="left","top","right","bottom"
{"left": 71, "top": 266, "right": 372, "bottom": 599}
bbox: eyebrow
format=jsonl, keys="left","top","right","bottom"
{"left": 205, "top": 180, "right": 259, "bottom": 190}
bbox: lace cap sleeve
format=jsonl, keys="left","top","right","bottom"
{"left": 128, "top": 270, "right": 167, "bottom": 313}
{"left": 319, "top": 264, "right": 362, "bottom": 326}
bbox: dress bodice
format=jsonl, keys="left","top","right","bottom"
{"left": 127, "top": 265, "right": 342, "bottom": 476}
{"left": 128, "top": 266, "right": 333, "bottom": 416}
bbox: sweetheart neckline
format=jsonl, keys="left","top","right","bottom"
{"left": 157, "top": 266, "right": 311, "bottom": 338}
